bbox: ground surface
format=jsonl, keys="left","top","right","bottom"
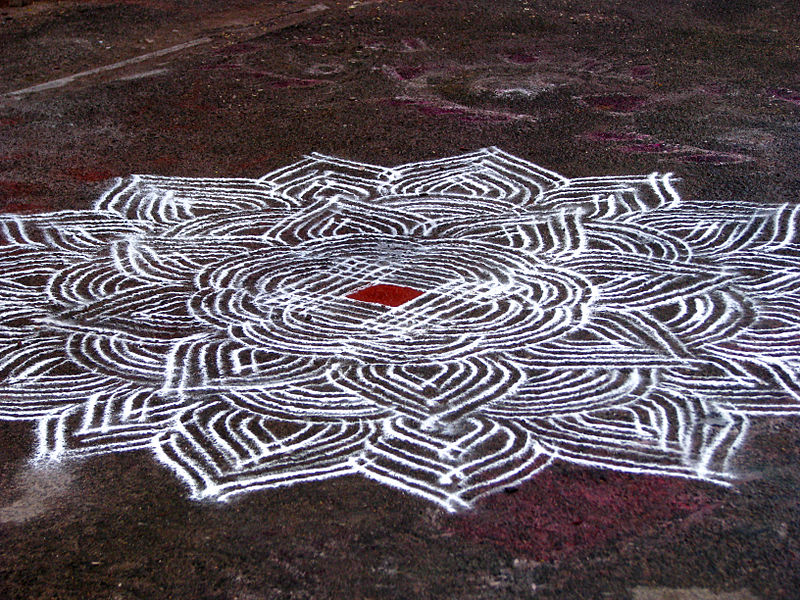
{"left": 2, "top": 1, "right": 800, "bottom": 598}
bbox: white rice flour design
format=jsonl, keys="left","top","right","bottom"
{"left": 2, "top": 148, "right": 800, "bottom": 511}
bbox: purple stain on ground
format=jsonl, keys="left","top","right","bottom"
{"left": 402, "top": 38, "right": 427, "bottom": 51}
{"left": 448, "top": 470, "right": 715, "bottom": 561}
{"left": 195, "top": 63, "right": 329, "bottom": 87}
{"left": 394, "top": 65, "right": 427, "bottom": 80}
{"left": 306, "top": 63, "right": 344, "bottom": 76}
{"left": 680, "top": 152, "right": 746, "bottom": 165}
{"left": 198, "top": 62, "right": 240, "bottom": 72}
{"left": 585, "top": 130, "right": 650, "bottom": 142}
{"left": 583, "top": 93, "right": 648, "bottom": 112}
{"left": 585, "top": 131, "right": 749, "bottom": 161}
{"left": 388, "top": 98, "right": 513, "bottom": 123}
{"left": 580, "top": 58, "right": 607, "bottom": 72}
{"left": 622, "top": 142, "right": 671, "bottom": 153}
{"left": 504, "top": 51, "right": 538, "bottom": 64}
{"left": 631, "top": 65, "right": 653, "bottom": 78}
{"left": 698, "top": 83, "right": 728, "bottom": 95}
{"left": 266, "top": 77, "right": 326, "bottom": 88}
{"left": 769, "top": 87, "right": 800, "bottom": 105}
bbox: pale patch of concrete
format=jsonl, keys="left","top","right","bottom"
{"left": 631, "top": 587, "right": 760, "bottom": 600}
{"left": 0, "top": 464, "right": 74, "bottom": 524}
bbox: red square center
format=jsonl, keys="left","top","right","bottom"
{"left": 346, "top": 284, "right": 424, "bottom": 307}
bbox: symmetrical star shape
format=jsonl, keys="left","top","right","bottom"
{"left": 2, "top": 147, "right": 800, "bottom": 511}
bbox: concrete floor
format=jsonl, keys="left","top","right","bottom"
{"left": 1, "top": 1, "right": 800, "bottom": 598}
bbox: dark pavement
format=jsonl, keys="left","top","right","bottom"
{"left": 2, "top": 1, "right": 800, "bottom": 598}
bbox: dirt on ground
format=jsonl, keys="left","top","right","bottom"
{"left": 1, "top": 1, "right": 800, "bottom": 598}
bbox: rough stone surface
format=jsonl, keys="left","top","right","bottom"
{"left": 2, "top": 1, "right": 800, "bottom": 598}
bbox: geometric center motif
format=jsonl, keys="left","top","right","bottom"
{"left": 346, "top": 283, "right": 425, "bottom": 307}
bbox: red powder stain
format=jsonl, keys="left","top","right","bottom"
{"left": 150, "top": 155, "right": 180, "bottom": 169}
{"left": 583, "top": 93, "right": 648, "bottom": 112}
{"left": 0, "top": 180, "right": 46, "bottom": 198}
{"left": 347, "top": 284, "right": 424, "bottom": 307}
{"left": 232, "top": 153, "right": 276, "bottom": 172}
{"left": 0, "top": 199, "right": 53, "bottom": 214}
{"left": 0, "top": 118, "right": 18, "bottom": 127}
{"left": 505, "top": 52, "right": 538, "bottom": 64}
{"left": 0, "top": 181, "right": 50, "bottom": 213}
{"left": 448, "top": 470, "right": 714, "bottom": 561}
{"left": 769, "top": 88, "right": 800, "bottom": 105}
{"left": 66, "top": 168, "right": 114, "bottom": 182}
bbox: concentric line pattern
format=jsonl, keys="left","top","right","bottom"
{"left": 2, "top": 147, "right": 800, "bottom": 511}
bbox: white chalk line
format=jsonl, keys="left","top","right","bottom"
{"left": 5, "top": 38, "right": 212, "bottom": 98}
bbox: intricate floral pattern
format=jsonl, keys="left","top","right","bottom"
{"left": 1, "top": 148, "right": 799, "bottom": 510}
